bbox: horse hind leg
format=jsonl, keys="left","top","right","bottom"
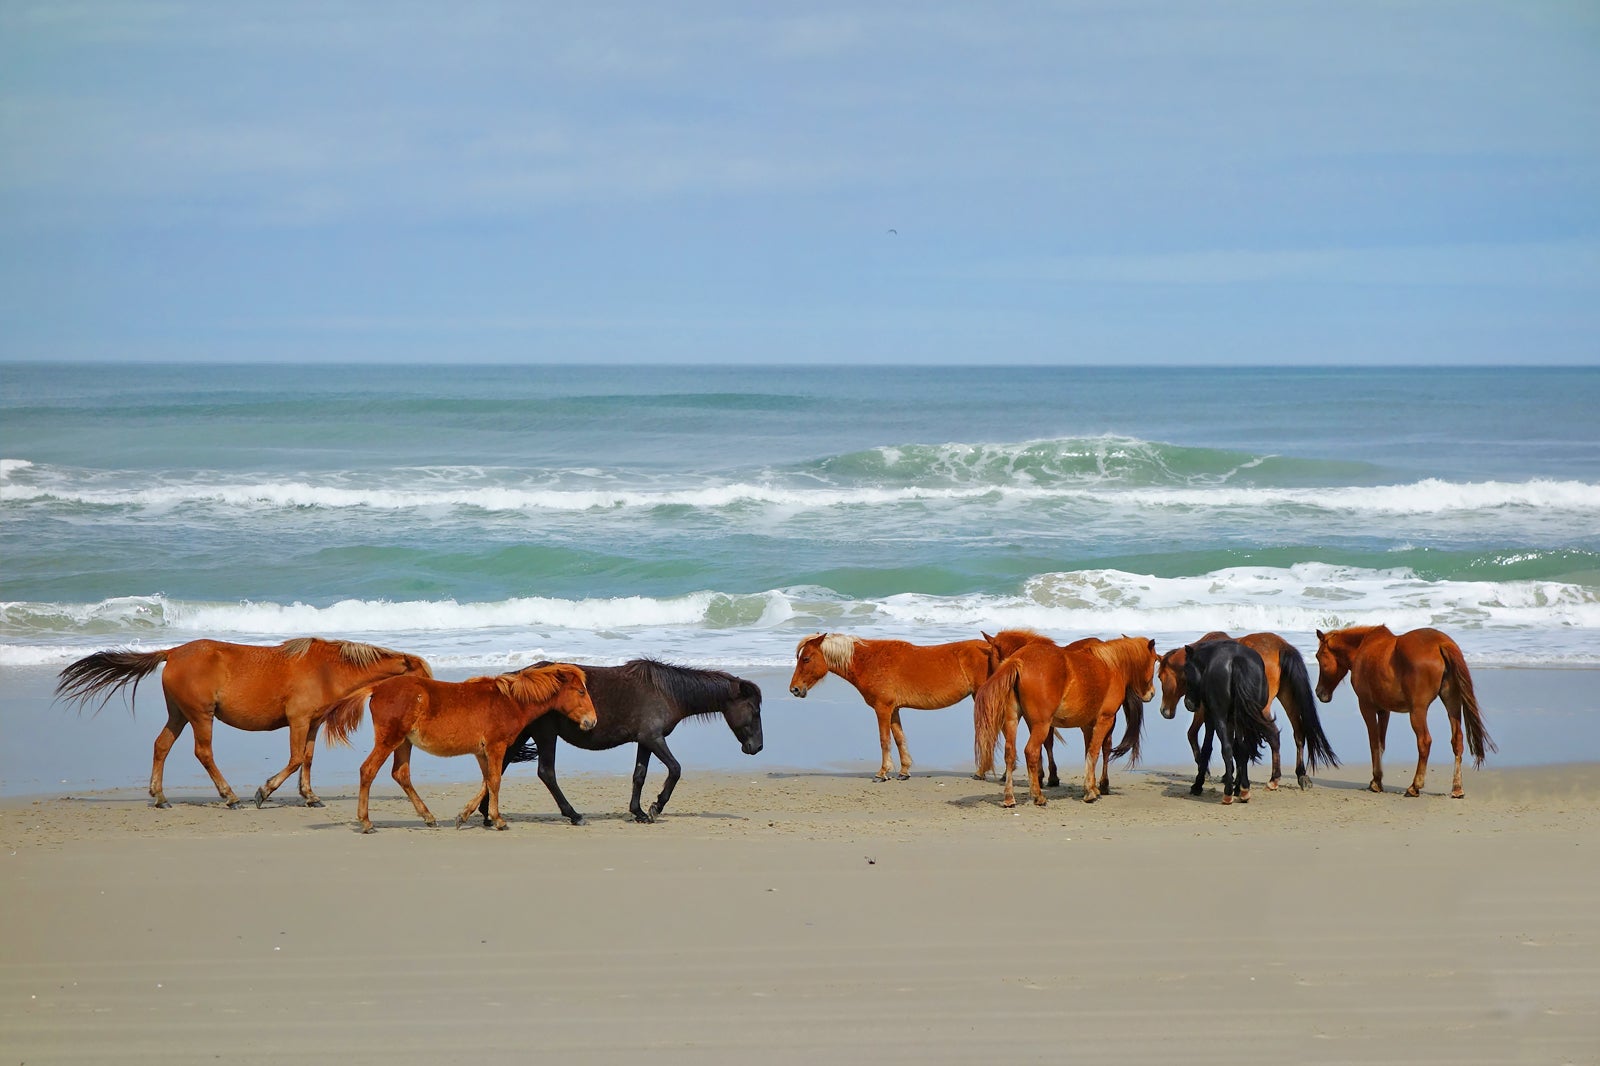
{"left": 1191, "top": 726, "right": 1214, "bottom": 797}
{"left": 149, "top": 706, "right": 188, "bottom": 808}
{"left": 1404, "top": 708, "right": 1432, "bottom": 798}
{"left": 297, "top": 719, "right": 325, "bottom": 807}
{"left": 1264, "top": 706, "right": 1282, "bottom": 791}
{"left": 189, "top": 711, "right": 242, "bottom": 808}
{"left": 1442, "top": 682, "right": 1468, "bottom": 798}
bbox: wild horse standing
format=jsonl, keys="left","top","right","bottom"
{"left": 789, "top": 633, "right": 993, "bottom": 781}
{"left": 1181, "top": 640, "right": 1280, "bottom": 803}
{"left": 1158, "top": 631, "right": 1338, "bottom": 789}
{"left": 486, "top": 658, "right": 763, "bottom": 825}
{"left": 1315, "top": 626, "right": 1494, "bottom": 798}
{"left": 54, "top": 637, "right": 432, "bottom": 809}
{"left": 973, "top": 635, "right": 1157, "bottom": 808}
{"left": 323, "top": 662, "right": 597, "bottom": 833}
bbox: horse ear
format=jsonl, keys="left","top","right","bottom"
{"left": 1315, "top": 629, "right": 1325, "bottom": 641}
{"left": 1146, "top": 638, "right": 1156, "bottom": 651}
{"left": 981, "top": 631, "right": 994, "bottom": 642}
{"left": 1184, "top": 644, "right": 1195, "bottom": 657}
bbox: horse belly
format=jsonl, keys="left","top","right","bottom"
{"left": 407, "top": 725, "right": 482, "bottom": 759}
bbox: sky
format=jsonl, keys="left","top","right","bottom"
{"left": 1, "top": 2, "right": 1597, "bottom": 365}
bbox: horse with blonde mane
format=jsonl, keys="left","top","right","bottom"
{"left": 1315, "top": 625, "right": 1494, "bottom": 798}
{"left": 54, "top": 637, "right": 432, "bottom": 809}
{"left": 323, "top": 662, "right": 597, "bottom": 833}
{"left": 789, "top": 632, "right": 994, "bottom": 781}
{"left": 974, "top": 635, "right": 1158, "bottom": 808}
{"left": 1158, "top": 631, "right": 1338, "bottom": 790}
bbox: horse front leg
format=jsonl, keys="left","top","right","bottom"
{"left": 464, "top": 748, "right": 508, "bottom": 830}
{"left": 1187, "top": 710, "right": 1207, "bottom": 783}
{"left": 149, "top": 706, "right": 188, "bottom": 809}
{"left": 889, "top": 709, "right": 912, "bottom": 779}
{"left": 1360, "top": 703, "right": 1388, "bottom": 793}
{"left": 630, "top": 744, "right": 654, "bottom": 822}
{"left": 254, "top": 714, "right": 311, "bottom": 808}
{"left": 1404, "top": 708, "right": 1432, "bottom": 798}
{"left": 643, "top": 738, "right": 682, "bottom": 822}
{"left": 870, "top": 704, "right": 895, "bottom": 782}
{"left": 189, "top": 712, "right": 242, "bottom": 808}
{"left": 390, "top": 740, "right": 439, "bottom": 827}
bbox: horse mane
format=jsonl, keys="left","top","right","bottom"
{"left": 622, "top": 658, "right": 757, "bottom": 719}
{"left": 798, "top": 633, "right": 858, "bottom": 671}
{"left": 500, "top": 663, "right": 583, "bottom": 705}
{"left": 1091, "top": 635, "right": 1152, "bottom": 673}
{"left": 281, "top": 636, "right": 409, "bottom": 667}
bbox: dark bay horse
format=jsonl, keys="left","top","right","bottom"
{"left": 1158, "top": 631, "right": 1338, "bottom": 789}
{"left": 973, "top": 635, "right": 1157, "bottom": 808}
{"left": 789, "top": 633, "right": 993, "bottom": 781}
{"left": 1315, "top": 626, "right": 1494, "bottom": 798}
{"left": 323, "top": 662, "right": 597, "bottom": 833}
{"left": 487, "top": 658, "right": 763, "bottom": 825}
{"left": 1181, "top": 640, "right": 1280, "bottom": 803}
{"left": 54, "top": 637, "right": 432, "bottom": 809}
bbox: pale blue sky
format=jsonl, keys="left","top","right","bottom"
{"left": 2, "top": 2, "right": 1597, "bottom": 364}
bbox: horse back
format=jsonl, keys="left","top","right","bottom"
{"left": 853, "top": 638, "right": 992, "bottom": 709}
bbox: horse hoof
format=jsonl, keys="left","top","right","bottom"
{"left": 872, "top": 774, "right": 889, "bottom": 783}
{"left": 1405, "top": 787, "right": 1421, "bottom": 798}
{"left": 569, "top": 815, "right": 587, "bottom": 826}
{"left": 1001, "top": 799, "right": 1016, "bottom": 809}
{"left": 1297, "top": 775, "right": 1310, "bottom": 790}
{"left": 254, "top": 787, "right": 269, "bottom": 809}
{"left": 1368, "top": 782, "right": 1384, "bottom": 793}
{"left": 306, "top": 799, "right": 324, "bottom": 809}
{"left": 153, "top": 800, "right": 171, "bottom": 809}
{"left": 897, "top": 773, "right": 910, "bottom": 781}
{"left": 1266, "top": 780, "right": 1279, "bottom": 792}
{"left": 1451, "top": 790, "right": 1464, "bottom": 800}
{"left": 225, "top": 797, "right": 243, "bottom": 809}
{"left": 1221, "top": 795, "right": 1234, "bottom": 805}
{"left": 494, "top": 822, "right": 509, "bottom": 831}
{"left": 647, "top": 803, "right": 663, "bottom": 821}
{"left": 633, "top": 812, "right": 653, "bottom": 823}
{"left": 360, "top": 824, "right": 375, "bottom": 834}
{"left": 1190, "top": 786, "right": 1203, "bottom": 797}
{"left": 1239, "top": 790, "right": 1251, "bottom": 803}
{"left": 1081, "top": 794, "right": 1097, "bottom": 805}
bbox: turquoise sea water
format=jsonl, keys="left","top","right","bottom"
{"left": 3, "top": 363, "right": 1598, "bottom": 670}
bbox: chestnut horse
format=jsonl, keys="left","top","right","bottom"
{"left": 323, "top": 663, "right": 597, "bottom": 833}
{"left": 789, "top": 633, "right": 994, "bottom": 781}
{"left": 1315, "top": 626, "right": 1494, "bottom": 798}
{"left": 1158, "top": 631, "right": 1338, "bottom": 789}
{"left": 54, "top": 637, "right": 432, "bottom": 809}
{"left": 974, "top": 635, "right": 1158, "bottom": 808}
{"left": 980, "top": 630, "right": 1140, "bottom": 794}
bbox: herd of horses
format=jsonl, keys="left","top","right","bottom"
{"left": 52, "top": 624, "right": 1495, "bottom": 831}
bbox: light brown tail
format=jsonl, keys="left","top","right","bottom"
{"left": 973, "top": 658, "right": 1021, "bottom": 778}
{"left": 54, "top": 648, "right": 172, "bottom": 714}
{"left": 321, "top": 687, "right": 374, "bottom": 748}
{"left": 1441, "top": 640, "right": 1496, "bottom": 767}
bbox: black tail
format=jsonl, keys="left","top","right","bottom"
{"left": 1230, "top": 661, "right": 1278, "bottom": 763}
{"left": 1108, "top": 692, "right": 1144, "bottom": 766}
{"left": 1277, "top": 645, "right": 1339, "bottom": 771}
{"left": 505, "top": 736, "right": 540, "bottom": 765}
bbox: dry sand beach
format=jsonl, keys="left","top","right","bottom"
{"left": 4, "top": 662, "right": 1599, "bottom": 1065}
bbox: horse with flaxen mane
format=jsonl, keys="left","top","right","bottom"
{"left": 1181, "top": 639, "right": 1280, "bottom": 803}
{"left": 54, "top": 637, "right": 432, "bottom": 809}
{"left": 789, "top": 633, "right": 994, "bottom": 781}
{"left": 1158, "top": 631, "right": 1338, "bottom": 790}
{"left": 485, "top": 658, "right": 763, "bottom": 825}
{"left": 1315, "top": 625, "right": 1494, "bottom": 798}
{"left": 973, "top": 635, "right": 1157, "bottom": 809}
{"left": 323, "top": 662, "right": 596, "bottom": 833}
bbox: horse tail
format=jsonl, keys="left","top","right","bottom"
{"left": 1109, "top": 692, "right": 1144, "bottom": 766}
{"left": 1232, "top": 660, "right": 1277, "bottom": 762}
{"left": 321, "top": 687, "right": 373, "bottom": 748}
{"left": 1441, "top": 639, "right": 1496, "bottom": 767}
{"left": 973, "top": 659, "right": 1021, "bottom": 779}
{"left": 54, "top": 648, "right": 171, "bottom": 714}
{"left": 505, "top": 736, "right": 540, "bottom": 765}
{"left": 1277, "top": 645, "right": 1339, "bottom": 772}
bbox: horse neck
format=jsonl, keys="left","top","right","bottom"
{"left": 1095, "top": 637, "right": 1147, "bottom": 681}
{"left": 1334, "top": 626, "right": 1387, "bottom": 658}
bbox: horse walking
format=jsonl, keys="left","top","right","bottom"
{"left": 1180, "top": 640, "right": 1281, "bottom": 803}
{"left": 974, "top": 635, "right": 1157, "bottom": 808}
{"left": 323, "top": 662, "right": 596, "bottom": 833}
{"left": 1315, "top": 626, "right": 1494, "bottom": 798}
{"left": 789, "top": 633, "right": 994, "bottom": 781}
{"left": 54, "top": 637, "right": 432, "bottom": 809}
{"left": 486, "top": 658, "right": 763, "bottom": 825}
{"left": 1158, "top": 631, "right": 1338, "bottom": 789}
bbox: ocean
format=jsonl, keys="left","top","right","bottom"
{"left": 3, "top": 363, "right": 1598, "bottom": 673}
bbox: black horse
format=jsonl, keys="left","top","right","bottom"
{"left": 481, "top": 659, "right": 763, "bottom": 825}
{"left": 1182, "top": 640, "right": 1280, "bottom": 803}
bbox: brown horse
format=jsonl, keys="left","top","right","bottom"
{"left": 54, "top": 637, "right": 432, "bottom": 809}
{"left": 1158, "top": 631, "right": 1338, "bottom": 789}
{"left": 980, "top": 629, "right": 1132, "bottom": 792}
{"left": 1314, "top": 626, "right": 1494, "bottom": 798}
{"left": 974, "top": 635, "right": 1158, "bottom": 808}
{"left": 323, "top": 662, "right": 597, "bottom": 833}
{"left": 789, "top": 632, "right": 995, "bottom": 781}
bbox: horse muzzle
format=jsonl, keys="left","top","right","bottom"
{"left": 789, "top": 685, "right": 808, "bottom": 698}
{"left": 742, "top": 738, "right": 764, "bottom": 756}
{"left": 579, "top": 714, "right": 598, "bottom": 731}
{"left": 1160, "top": 704, "right": 1177, "bottom": 720}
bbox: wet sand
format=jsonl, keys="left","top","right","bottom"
{"left": 4, "top": 759, "right": 1598, "bottom": 1065}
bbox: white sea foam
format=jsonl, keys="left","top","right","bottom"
{"left": 0, "top": 459, "right": 34, "bottom": 480}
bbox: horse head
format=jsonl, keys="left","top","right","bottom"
{"left": 788, "top": 634, "right": 830, "bottom": 698}
{"left": 1124, "top": 636, "right": 1158, "bottom": 705}
{"left": 725, "top": 678, "right": 765, "bottom": 755}
{"left": 1157, "top": 647, "right": 1187, "bottom": 719}
{"left": 1180, "top": 645, "right": 1208, "bottom": 715}
{"left": 1313, "top": 629, "right": 1348, "bottom": 704}
{"left": 505, "top": 664, "right": 597, "bottom": 731}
